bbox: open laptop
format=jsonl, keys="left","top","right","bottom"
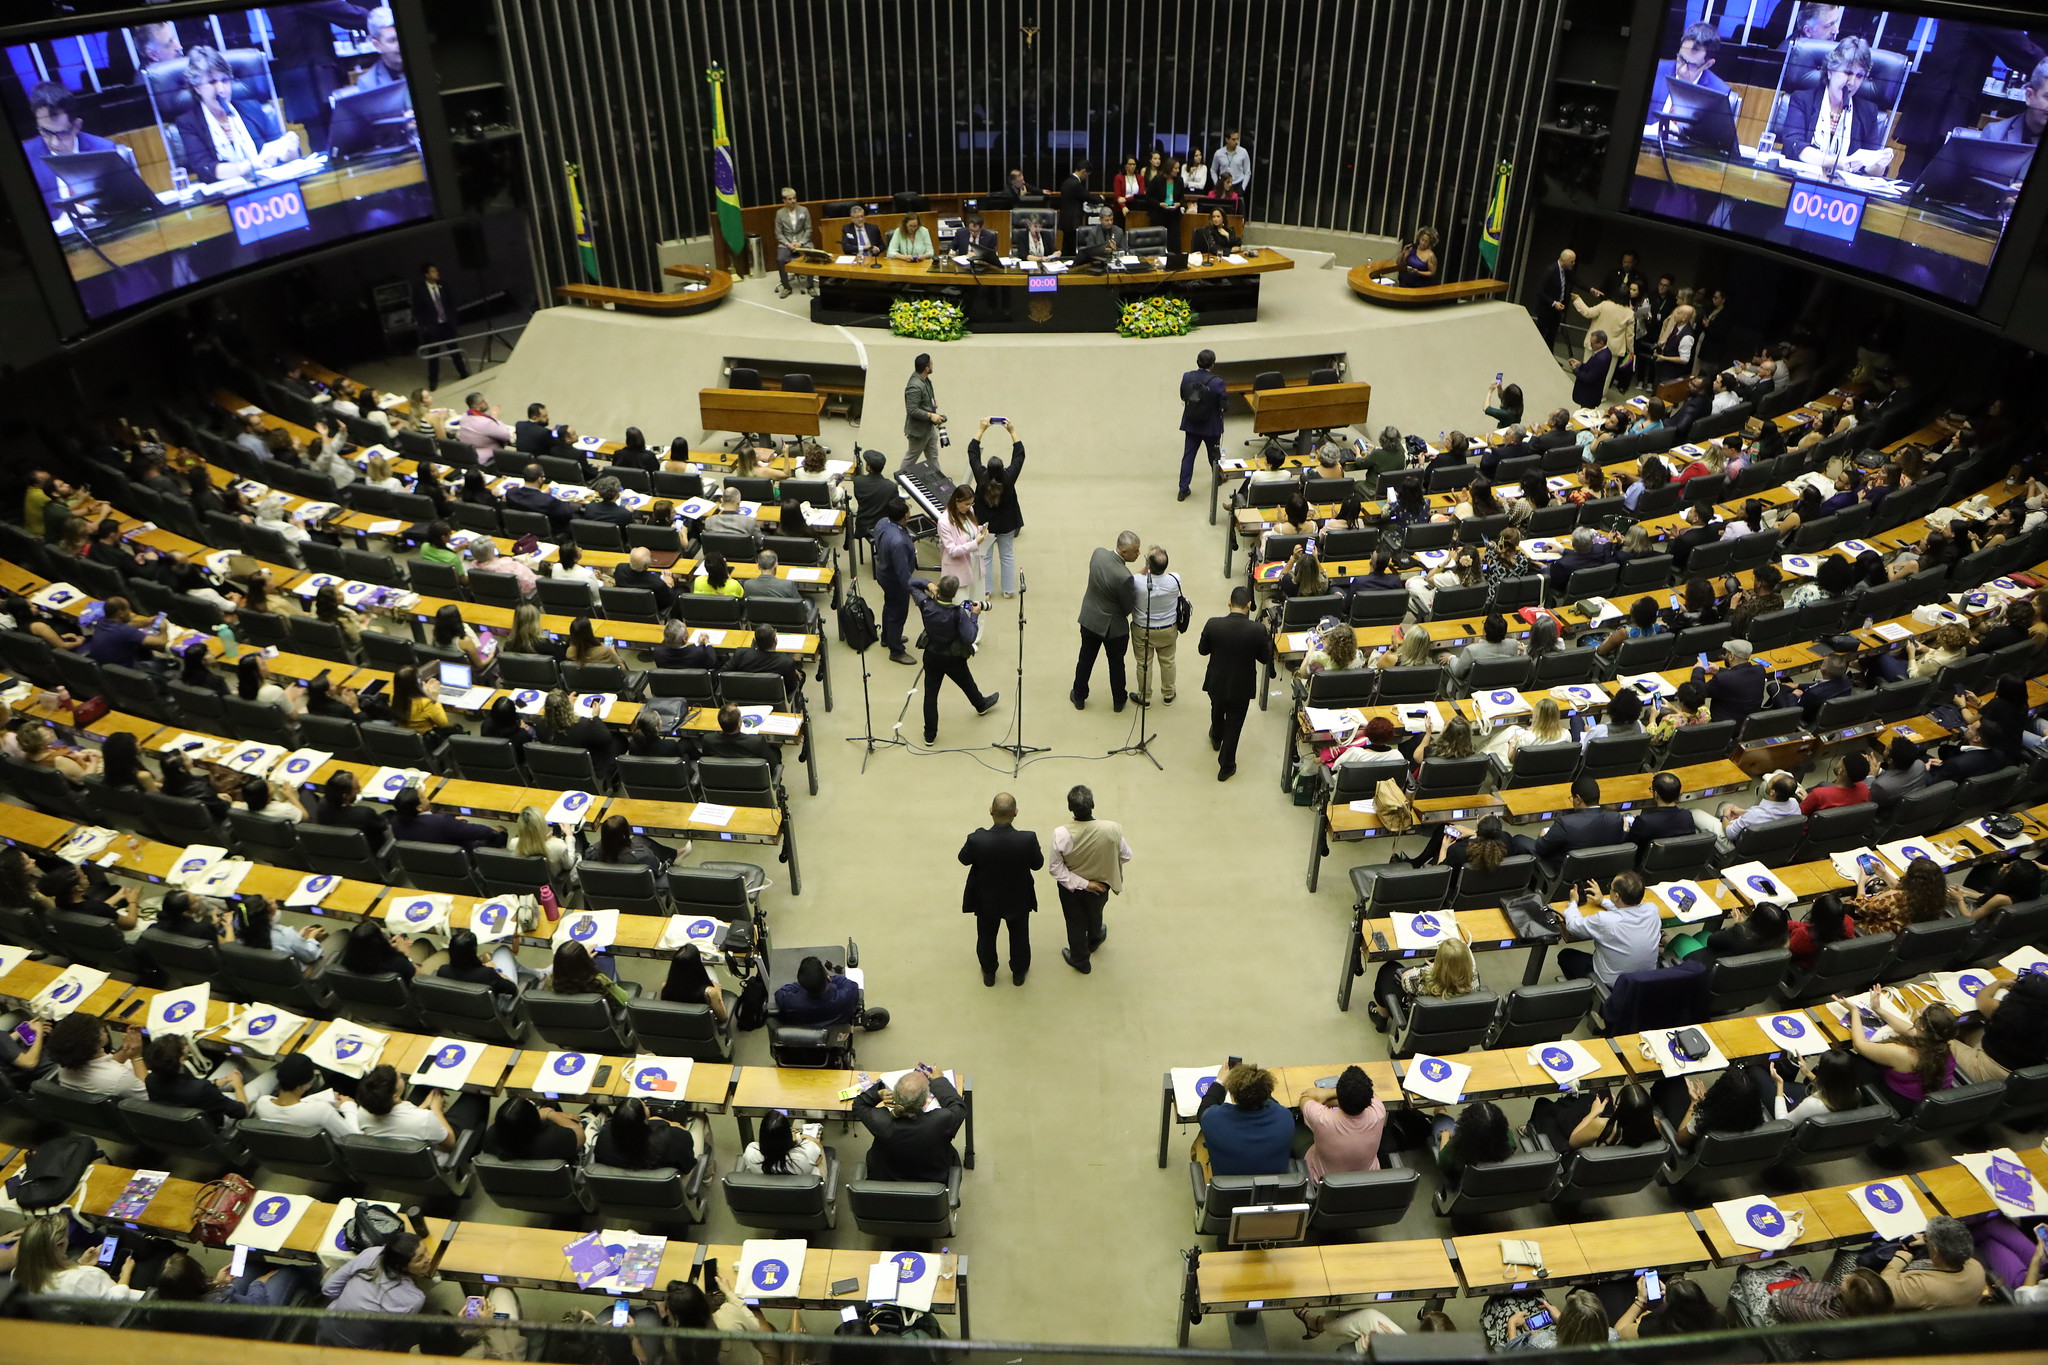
{"left": 1653, "top": 78, "right": 1741, "bottom": 158}
{"left": 45, "top": 149, "right": 161, "bottom": 224}
{"left": 1912, "top": 132, "right": 2036, "bottom": 218}
{"left": 438, "top": 661, "right": 472, "bottom": 690}
{"left": 328, "top": 80, "right": 415, "bottom": 159}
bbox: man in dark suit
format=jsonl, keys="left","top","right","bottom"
{"left": 1076, "top": 206, "right": 1125, "bottom": 254}
{"left": 950, "top": 211, "right": 998, "bottom": 256}
{"left": 514, "top": 402, "right": 572, "bottom": 456}
{"left": 725, "top": 624, "right": 805, "bottom": 697}
{"left": 1570, "top": 332, "right": 1614, "bottom": 409}
{"left": 1696, "top": 638, "right": 1768, "bottom": 735}
{"left": 1628, "top": 770, "right": 1700, "bottom": 863}
{"left": 1796, "top": 653, "right": 1854, "bottom": 722}
{"left": 1928, "top": 719, "right": 2013, "bottom": 784}
{"left": 851, "top": 451, "right": 895, "bottom": 545}
{"left": 1056, "top": 163, "right": 1092, "bottom": 252}
{"left": 840, "top": 203, "right": 884, "bottom": 259}
{"left": 580, "top": 477, "right": 637, "bottom": 527}
{"left": 1518, "top": 777, "right": 1626, "bottom": 860}
{"left": 1596, "top": 250, "right": 1643, "bottom": 302}
{"left": 1199, "top": 586, "right": 1274, "bottom": 782}
{"left": 851, "top": 1068, "right": 967, "bottom": 1182}
{"left": 1529, "top": 408, "right": 1577, "bottom": 455}
{"left": 1480, "top": 426, "right": 1529, "bottom": 480}
{"left": 313, "top": 770, "right": 389, "bottom": 840}
{"left": 1668, "top": 376, "right": 1713, "bottom": 431}
{"left": 958, "top": 791, "right": 1044, "bottom": 986}
{"left": 505, "top": 463, "right": 576, "bottom": 536}
{"left": 697, "top": 701, "right": 781, "bottom": 778}
{"left": 413, "top": 261, "right": 468, "bottom": 389}
{"left": 1177, "top": 347, "right": 1227, "bottom": 502}
{"left": 610, "top": 547, "right": 675, "bottom": 613}
{"left": 21, "top": 80, "right": 139, "bottom": 219}
{"left": 1535, "top": 248, "right": 1576, "bottom": 349}
{"left": 391, "top": 786, "right": 506, "bottom": 850}
{"left": 1668, "top": 503, "right": 1724, "bottom": 574}
{"left": 1547, "top": 528, "right": 1624, "bottom": 597}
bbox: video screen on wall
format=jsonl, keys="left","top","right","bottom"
{"left": 1627, "top": 2, "right": 2048, "bottom": 307}
{"left": 3, "top": 3, "right": 434, "bottom": 323}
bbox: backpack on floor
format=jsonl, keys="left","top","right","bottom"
{"left": 838, "top": 594, "right": 879, "bottom": 654}
{"left": 735, "top": 974, "right": 769, "bottom": 1031}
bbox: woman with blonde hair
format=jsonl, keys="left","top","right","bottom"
{"left": 12, "top": 1210, "right": 143, "bottom": 1300}
{"left": 1369, "top": 935, "right": 1479, "bottom": 1030}
{"left": 513, "top": 805, "right": 578, "bottom": 880}
{"left": 1371, "top": 623, "right": 1434, "bottom": 670}
{"left": 17, "top": 720, "right": 99, "bottom": 780}
{"left": 1483, "top": 696, "right": 1569, "bottom": 765}
{"left": 363, "top": 452, "right": 405, "bottom": 492}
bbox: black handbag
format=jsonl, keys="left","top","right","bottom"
{"left": 1503, "top": 892, "right": 1563, "bottom": 942}
{"left": 1669, "top": 1027, "right": 1712, "bottom": 1062}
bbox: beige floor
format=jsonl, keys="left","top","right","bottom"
{"left": 354, "top": 263, "right": 1881, "bottom": 1350}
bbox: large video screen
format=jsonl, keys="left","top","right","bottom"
{"left": 3, "top": 3, "right": 433, "bottom": 322}
{"left": 1627, "top": 2, "right": 2048, "bottom": 307}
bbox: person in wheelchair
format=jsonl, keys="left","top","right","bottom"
{"left": 771, "top": 954, "right": 888, "bottom": 1032}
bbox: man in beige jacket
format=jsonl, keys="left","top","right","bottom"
{"left": 1569, "top": 291, "right": 1636, "bottom": 395}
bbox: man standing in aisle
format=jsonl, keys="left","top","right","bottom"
{"left": 1199, "top": 586, "right": 1272, "bottom": 782}
{"left": 958, "top": 792, "right": 1043, "bottom": 987}
{"left": 1074, "top": 531, "right": 1139, "bottom": 712}
{"left": 903, "top": 353, "right": 944, "bottom": 472}
{"left": 413, "top": 262, "right": 467, "bottom": 390}
{"left": 1177, "top": 348, "right": 1227, "bottom": 502}
{"left": 1535, "top": 248, "right": 1576, "bottom": 351}
{"left": 1213, "top": 129, "right": 1252, "bottom": 212}
{"left": 1132, "top": 545, "right": 1183, "bottom": 707}
{"left": 873, "top": 498, "right": 918, "bottom": 667}
{"left": 1049, "top": 784, "right": 1132, "bottom": 975}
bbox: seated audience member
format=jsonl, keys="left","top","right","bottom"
{"left": 143, "top": 1032, "right": 247, "bottom": 1127}
{"left": 506, "top": 463, "right": 578, "bottom": 534}
{"left": 590, "top": 813, "right": 680, "bottom": 897}
{"left": 1195, "top": 1061, "right": 1294, "bottom": 1176}
{"left": 43, "top": 862, "right": 137, "bottom": 931}
{"left": 11, "top": 1211, "right": 142, "bottom": 1302}
{"left": 1879, "top": 1215, "right": 1989, "bottom": 1311}
{"left": 391, "top": 785, "right": 508, "bottom": 850}
{"left": 314, "top": 770, "right": 389, "bottom": 840}
{"left": 484, "top": 1095, "right": 584, "bottom": 1162}
{"left": 1771, "top": 1048, "right": 1866, "bottom": 1123}
{"left": 699, "top": 701, "right": 782, "bottom": 776}
{"left": 251, "top": 1051, "right": 359, "bottom": 1138}
{"left": 726, "top": 623, "right": 806, "bottom": 694}
{"left": 610, "top": 546, "right": 675, "bottom": 612}
{"left": 437, "top": 925, "right": 525, "bottom": 997}
{"left": 1476, "top": 1286, "right": 1610, "bottom": 1351}
{"left": 1842, "top": 984, "right": 1961, "bottom": 1112}
{"left": 774, "top": 954, "right": 862, "bottom": 1028}
{"left": 1559, "top": 870, "right": 1660, "bottom": 987}
{"left": 387, "top": 664, "right": 453, "bottom": 740}
{"left": 546, "top": 939, "right": 629, "bottom": 1007}
{"left": 1298, "top": 1063, "right": 1386, "bottom": 1181}
{"left": 317, "top": 1232, "right": 435, "bottom": 1352}
{"left": 1955, "top": 971, "right": 2048, "bottom": 1082}
{"left": 595, "top": 1095, "right": 704, "bottom": 1174}
{"left": 1628, "top": 770, "right": 1699, "bottom": 858}
{"left": 1658, "top": 1063, "right": 1766, "bottom": 1149}
{"left": 1795, "top": 652, "right": 1855, "bottom": 722}
{"left": 1848, "top": 855, "right": 1963, "bottom": 934}
{"left": 46, "top": 1011, "right": 144, "bottom": 1098}
{"left": 1445, "top": 613, "right": 1524, "bottom": 682}
{"left": 1786, "top": 892, "right": 1856, "bottom": 971}
{"left": 661, "top": 943, "right": 727, "bottom": 1020}
{"left": 1711, "top": 771, "right": 1803, "bottom": 847}
{"left": 1432, "top": 1099, "right": 1516, "bottom": 1183}
{"left": 356, "top": 1061, "right": 484, "bottom": 1160}
{"left": 1669, "top": 899, "right": 1788, "bottom": 963}
{"left": 853, "top": 1067, "right": 967, "bottom": 1181}
{"left": 737, "top": 1110, "right": 825, "bottom": 1176}
{"left": 1800, "top": 753, "right": 1870, "bottom": 814}
{"left": 1695, "top": 637, "right": 1767, "bottom": 733}
{"left": 1526, "top": 1081, "right": 1657, "bottom": 1152}
{"left": 340, "top": 917, "right": 423, "bottom": 980}
{"left": 538, "top": 687, "right": 621, "bottom": 780}
{"left": 1520, "top": 776, "right": 1625, "bottom": 860}
{"left": 1617, "top": 1275, "right": 1727, "bottom": 1339}
{"left": 1368, "top": 937, "right": 1479, "bottom": 1033}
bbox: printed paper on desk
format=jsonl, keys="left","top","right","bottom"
{"left": 738, "top": 1239, "right": 807, "bottom": 1299}
{"left": 224, "top": 1004, "right": 304, "bottom": 1053}
{"left": 1999, "top": 945, "right": 2048, "bottom": 978}
{"left": 364, "top": 767, "right": 426, "bottom": 801}
{"left": 0, "top": 944, "right": 29, "bottom": 980}
{"left": 1754, "top": 1011, "right": 1830, "bottom": 1056}
{"left": 285, "top": 873, "right": 341, "bottom": 909}
{"left": 1872, "top": 622, "right": 1913, "bottom": 642}
{"left": 626, "top": 1055, "right": 694, "bottom": 1101}
{"left": 658, "top": 915, "right": 725, "bottom": 956}
{"left": 675, "top": 497, "right": 716, "bottom": 519}
{"left": 1839, "top": 540, "right": 1876, "bottom": 558}
{"left": 1933, "top": 969, "right": 1998, "bottom": 1012}
{"left": 1847, "top": 1179, "right": 1927, "bottom": 1240}
{"left": 539, "top": 1051, "right": 597, "bottom": 1096}
{"left": 1954, "top": 1149, "right": 2042, "bottom": 1219}
{"left": 417, "top": 1037, "right": 483, "bottom": 1091}
{"left": 1619, "top": 672, "right": 1678, "bottom": 699}
{"left": 573, "top": 694, "right": 619, "bottom": 721}
{"left": 1476, "top": 690, "right": 1533, "bottom": 723}
{"left": 1170, "top": 1065, "right": 1224, "bottom": 1116}
{"left": 802, "top": 506, "right": 839, "bottom": 528}
{"left": 866, "top": 1260, "right": 901, "bottom": 1305}
{"left": 1402, "top": 1054, "right": 1470, "bottom": 1105}
{"left": 1527, "top": 1038, "right": 1603, "bottom": 1084}
{"left": 1829, "top": 850, "right": 1880, "bottom": 883}
{"left": 1969, "top": 817, "right": 2026, "bottom": 851}
{"left": 552, "top": 908, "right": 619, "bottom": 954}
{"left": 1304, "top": 706, "right": 1366, "bottom": 735}
{"left": 1876, "top": 837, "right": 1950, "bottom": 872}
{"left": 471, "top": 898, "right": 520, "bottom": 946}
{"left": 834, "top": 254, "right": 857, "bottom": 265}
{"left": 1224, "top": 253, "right": 1250, "bottom": 264}
{"left": 56, "top": 826, "right": 117, "bottom": 863}
{"left": 220, "top": 742, "right": 287, "bottom": 777}
{"left": 774, "top": 632, "right": 808, "bottom": 651}
{"left": 230, "top": 1191, "right": 314, "bottom": 1251}
{"left": 305, "top": 1021, "right": 388, "bottom": 1078}
{"left": 786, "top": 567, "right": 825, "bottom": 582}
{"left": 1649, "top": 880, "right": 1719, "bottom": 922}
{"left": 293, "top": 573, "right": 344, "bottom": 598}
{"left": 277, "top": 748, "right": 333, "bottom": 783}
{"left": 148, "top": 983, "right": 211, "bottom": 1037}
{"left": 881, "top": 1250, "right": 938, "bottom": 1312}
{"left": 28, "top": 582, "right": 81, "bottom": 610}
{"left": 509, "top": 688, "right": 549, "bottom": 716}
{"left": 1396, "top": 702, "right": 1447, "bottom": 733}
{"left": 167, "top": 844, "right": 230, "bottom": 888}
{"left": 1713, "top": 1196, "right": 1801, "bottom": 1252}
{"left": 692, "top": 802, "right": 736, "bottom": 828}
{"left": 320, "top": 1199, "right": 400, "bottom": 1261}
{"left": 1391, "top": 910, "right": 1458, "bottom": 951}
{"left": 1549, "top": 682, "right": 1610, "bottom": 708}
{"left": 1642, "top": 1026, "right": 1728, "bottom": 1078}
{"left": 28, "top": 965, "right": 104, "bottom": 1019}
{"left": 1723, "top": 861, "right": 1789, "bottom": 905}
{"left": 736, "top": 705, "right": 774, "bottom": 731}
{"left": 758, "top": 713, "right": 802, "bottom": 736}
{"left": 163, "top": 733, "right": 233, "bottom": 763}
{"left": 1411, "top": 549, "right": 1452, "bottom": 569}
{"left": 390, "top": 893, "right": 453, "bottom": 938}
{"left": 195, "top": 859, "right": 256, "bottom": 899}
{"left": 546, "top": 789, "right": 599, "bottom": 828}
{"left": 1779, "top": 555, "right": 1820, "bottom": 578}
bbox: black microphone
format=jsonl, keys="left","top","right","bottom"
{"left": 1017, "top": 570, "right": 1026, "bottom": 593}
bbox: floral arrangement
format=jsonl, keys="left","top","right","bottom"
{"left": 889, "top": 296, "right": 967, "bottom": 341}
{"left": 1119, "top": 294, "right": 1196, "bottom": 338}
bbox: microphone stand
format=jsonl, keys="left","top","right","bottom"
{"left": 841, "top": 580, "right": 909, "bottom": 773}
{"left": 990, "top": 570, "right": 1048, "bottom": 772}
{"left": 1108, "top": 593, "right": 1164, "bottom": 770}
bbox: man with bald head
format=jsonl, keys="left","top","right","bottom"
{"left": 610, "top": 545, "right": 674, "bottom": 612}
{"left": 1536, "top": 247, "right": 1577, "bottom": 350}
{"left": 958, "top": 792, "right": 1044, "bottom": 986}
{"left": 1074, "top": 530, "right": 1140, "bottom": 711}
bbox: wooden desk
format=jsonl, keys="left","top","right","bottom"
{"left": 501, "top": 1051, "right": 733, "bottom": 1108}
{"left": 1245, "top": 382, "right": 1372, "bottom": 437}
{"left": 1695, "top": 1192, "right": 1841, "bottom": 1265}
{"left": 1568, "top": 1211, "right": 1713, "bottom": 1280}
{"left": 1348, "top": 260, "right": 1510, "bottom": 306}
{"left": 556, "top": 270, "right": 733, "bottom": 315}
{"left": 1452, "top": 1225, "right": 1596, "bottom": 1293}
{"left": 1498, "top": 761, "right": 1752, "bottom": 823}
{"left": 0, "top": 958, "right": 131, "bottom": 1022}
{"left": 1181, "top": 1241, "right": 1458, "bottom": 1346}
{"left": 700, "top": 387, "right": 826, "bottom": 439}
{"left": 729, "top": 1065, "right": 974, "bottom": 1167}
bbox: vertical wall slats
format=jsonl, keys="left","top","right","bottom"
{"left": 498, "top": 0, "right": 1563, "bottom": 295}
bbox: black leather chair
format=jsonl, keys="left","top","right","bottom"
{"left": 624, "top": 998, "right": 735, "bottom": 1062}
{"left": 338, "top": 1131, "right": 478, "bottom": 1201}
{"left": 846, "top": 1162, "right": 961, "bottom": 1240}
{"left": 1432, "top": 1150, "right": 1561, "bottom": 1217}
{"left": 1775, "top": 1103, "right": 1896, "bottom": 1168}
{"left": 1699, "top": 949, "right": 1792, "bottom": 1017}
{"left": 585, "top": 1159, "right": 710, "bottom": 1227}
{"left": 414, "top": 974, "right": 527, "bottom": 1046}
{"left": 523, "top": 987, "right": 639, "bottom": 1052}
{"left": 234, "top": 1117, "right": 349, "bottom": 1187}
{"left": 30, "top": 1076, "right": 136, "bottom": 1148}
{"left": 1542, "top": 1138, "right": 1669, "bottom": 1207}
{"left": 474, "top": 1155, "right": 592, "bottom": 1218}
{"left": 216, "top": 942, "right": 335, "bottom": 1015}
{"left": 1776, "top": 933, "right": 1894, "bottom": 1005}
{"left": 1384, "top": 991, "right": 1500, "bottom": 1058}
{"left": 1488, "top": 981, "right": 1596, "bottom": 1049}
{"left": 1306, "top": 1162, "right": 1419, "bottom": 1235}
{"left": 323, "top": 965, "right": 427, "bottom": 1031}
{"left": 1657, "top": 1118, "right": 1796, "bottom": 1194}
{"left": 723, "top": 1154, "right": 842, "bottom": 1233}
{"left": 116, "top": 1097, "right": 246, "bottom": 1169}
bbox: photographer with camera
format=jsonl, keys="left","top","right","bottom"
{"left": 910, "top": 573, "right": 1000, "bottom": 746}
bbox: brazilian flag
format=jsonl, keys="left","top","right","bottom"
{"left": 1479, "top": 160, "right": 1511, "bottom": 273}
{"left": 706, "top": 63, "right": 745, "bottom": 259}
{"left": 564, "top": 161, "right": 598, "bottom": 282}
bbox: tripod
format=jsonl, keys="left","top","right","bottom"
{"left": 990, "top": 570, "right": 1048, "bottom": 772}
{"left": 841, "top": 582, "right": 909, "bottom": 772}
{"left": 1108, "top": 606, "right": 1164, "bottom": 771}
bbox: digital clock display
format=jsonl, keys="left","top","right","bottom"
{"left": 1782, "top": 183, "right": 1866, "bottom": 245}
{"left": 227, "top": 179, "right": 311, "bottom": 247}
{"left": 1026, "top": 274, "right": 1058, "bottom": 293}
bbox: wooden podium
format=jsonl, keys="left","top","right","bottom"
{"left": 699, "top": 387, "right": 826, "bottom": 438}
{"left": 1245, "top": 381, "right": 1372, "bottom": 435}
